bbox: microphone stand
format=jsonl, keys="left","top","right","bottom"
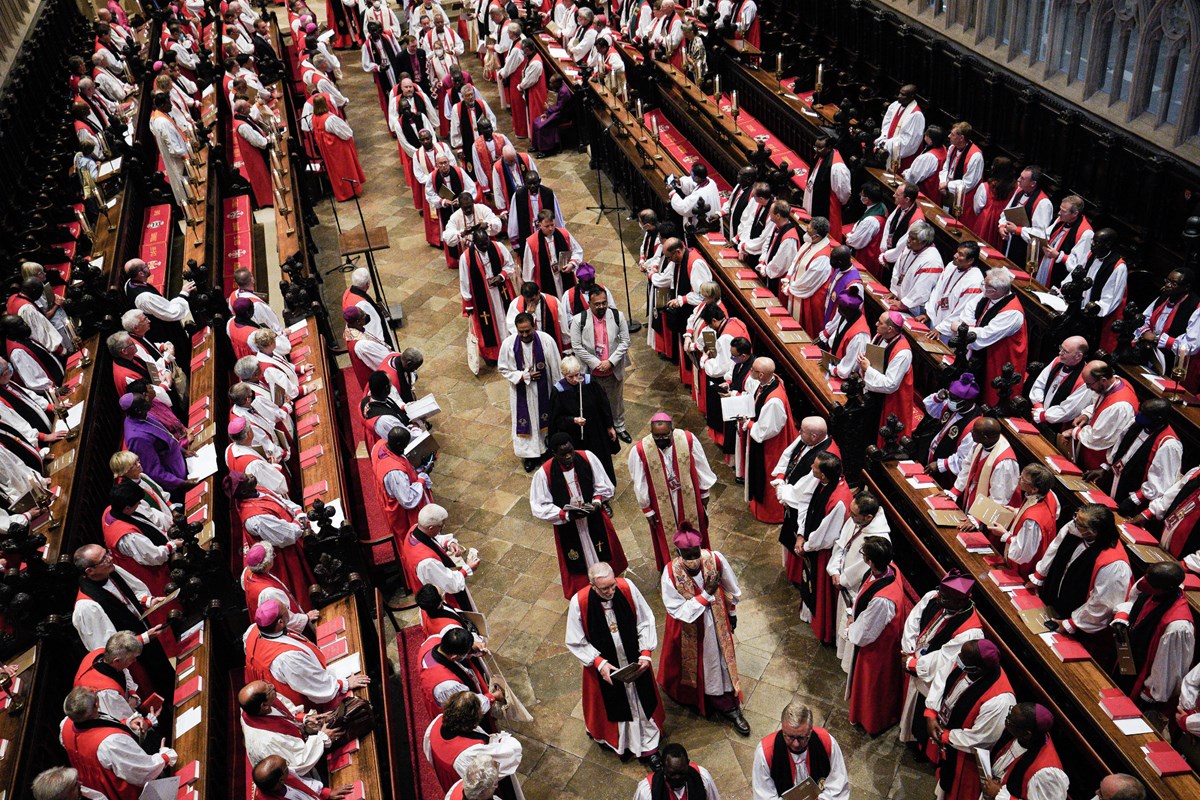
{"left": 594, "top": 123, "right": 642, "bottom": 333}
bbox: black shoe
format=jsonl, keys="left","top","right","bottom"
{"left": 524, "top": 458, "right": 539, "bottom": 473}
{"left": 619, "top": 749, "right": 634, "bottom": 763}
{"left": 735, "top": 476, "right": 745, "bottom": 485}
{"left": 724, "top": 709, "right": 751, "bottom": 736}
{"left": 617, "top": 430, "right": 632, "bottom": 443}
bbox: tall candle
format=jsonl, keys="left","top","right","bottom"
{"left": 637, "top": 98, "right": 644, "bottom": 120}
{"left": 776, "top": 53, "right": 783, "bottom": 74}
{"left": 816, "top": 62, "right": 824, "bottom": 86}
{"left": 652, "top": 115, "right": 659, "bottom": 137}
{"left": 714, "top": 74, "right": 721, "bottom": 98}
{"left": 731, "top": 90, "right": 739, "bottom": 116}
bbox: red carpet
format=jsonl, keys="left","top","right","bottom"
{"left": 398, "top": 624, "right": 444, "bottom": 800}
{"left": 340, "top": 366, "right": 392, "bottom": 544}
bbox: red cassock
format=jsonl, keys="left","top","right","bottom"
{"left": 1077, "top": 379, "right": 1138, "bottom": 470}
{"left": 371, "top": 440, "right": 430, "bottom": 538}
{"left": 462, "top": 244, "right": 515, "bottom": 361}
{"left": 933, "top": 669, "right": 1015, "bottom": 800}
{"left": 657, "top": 552, "right": 740, "bottom": 715}
{"left": 314, "top": 112, "right": 367, "bottom": 202}
{"left": 992, "top": 735, "right": 1062, "bottom": 800}
{"left": 974, "top": 293, "right": 1027, "bottom": 407}
{"left": 244, "top": 626, "right": 335, "bottom": 709}
{"left": 633, "top": 435, "right": 711, "bottom": 573}
{"left": 507, "top": 71, "right": 528, "bottom": 139}
{"left": 745, "top": 380, "right": 798, "bottom": 524}
{"left": 243, "top": 567, "right": 310, "bottom": 620}
{"left": 847, "top": 568, "right": 912, "bottom": 735}
{"left": 235, "top": 117, "right": 275, "bottom": 209}
{"left": 400, "top": 524, "right": 470, "bottom": 608}
{"left": 791, "top": 245, "right": 833, "bottom": 336}
{"left": 416, "top": 635, "right": 490, "bottom": 717}
{"left": 970, "top": 185, "right": 1009, "bottom": 249}
{"left": 61, "top": 719, "right": 141, "bottom": 800}
{"left": 227, "top": 318, "right": 260, "bottom": 360}
{"left": 540, "top": 454, "right": 628, "bottom": 599}
{"left": 874, "top": 335, "right": 915, "bottom": 447}
{"left": 426, "top": 715, "right": 488, "bottom": 791}
{"left": 102, "top": 508, "right": 170, "bottom": 596}
{"left": 575, "top": 580, "right": 665, "bottom": 751}
{"left": 237, "top": 493, "right": 315, "bottom": 609}
{"left": 794, "top": 480, "right": 853, "bottom": 645}
{"left": 1002, "top": 494, "right": 1058, "bottom": 580}
{"left": 524, "top": 57, "right": 548, "bottom": 133}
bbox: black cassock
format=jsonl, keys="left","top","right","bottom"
{"left": 548, "top": 376, "right": 616, "bottom": 481}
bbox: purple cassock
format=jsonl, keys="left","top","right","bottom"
{"left": 824, "top": 266, "right": 863, "bottom": 327}
{"left": 123, "top": 415, "right": 188, "bottom": 496}
{"left": 531, "top": 83, "right": 573, "bottom": 153}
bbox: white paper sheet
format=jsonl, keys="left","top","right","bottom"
{"left": 1113, "top": 717, "right": 1154, "bottom": 735}
{"left": 329, "top": 652, "right": 362, "bottom": 681}
{"left": 1032, "top": 291, "right": 1068, "bottom": 313}
{"left": 186, "top": 443, "right": 218, "bottom": 481}
{"left": 405, "top": 394, "right": 441, "bottom": 420}
{"left": 54, "top": 402, "right": 85, "bottom": 433}
{"left": 175, "top": 705, "right": 202, "bottom": 738}
{"left": 720, "top": 393, "right": 756, "bottom": 421}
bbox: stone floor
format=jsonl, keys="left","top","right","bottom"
{"left": 306, "top": 24, "right": 938, "bottom": 800}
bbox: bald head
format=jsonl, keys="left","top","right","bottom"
{"left": 1082, "top": 360, "right": 1114, "bottom": 392}
{"left": 973, "top": 417, "right": 1001, "bottom": 448}
{"left": 751, "top": 357, "right": 775, "bottom": 380}
{"left": 1059, "top": 336, "right": 1089, "bottom": 367}
{"left": 237, "top": 680, "right": 272, "bottom": 713}
{"left": 1097, "top": 774, "right": 1145, "bottom": 800}
{"left": 800, "top": 416, "right": 827, "bottom": 444}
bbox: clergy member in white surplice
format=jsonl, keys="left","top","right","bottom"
{"left": 826, "top": 492, "right": 891, "bottom": 669}
{"left": 498, "top": 313, "right": 562, "bottom": 471}
{"left": 628, "top": 412, "right": 717, "bottom": 572}
{"left": 565, "top": 562, "right": 665, "bottom": 765}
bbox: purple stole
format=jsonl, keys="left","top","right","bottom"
{"left": 513, "top": 334, "right": 550, "bottom": 437}
{"left": 823, "top": 267, "right": 863, "bottom": 326}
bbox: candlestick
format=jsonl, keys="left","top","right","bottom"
{"left": 651, "top": 115, "right": 659, "bottom": 138}
{"left": 637, "top": 98, "right": 644, "bottom": 120}
{"left": 776, "top": 53, "right": 783, "bottom": 75}
{"left": 816, "top": 62, "right": 824, "bottom": 87}
{"left": 731, "top": 90, "right": 739, "bottom": 117}
{"left": 714, "top": 74, "right": 721, "bottom": 98}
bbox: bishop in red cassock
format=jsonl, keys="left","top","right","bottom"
{"left": 565, "top": 562, "right": 665, "bottom": 765}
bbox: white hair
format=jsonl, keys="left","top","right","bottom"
{"left": 781, "top": 699, "right": 812, "bottom": 727}
{"left": 233, "top": 355, "right": 261, "bottom": 381}
{"left": 351, "top": 267, "right": 371, "bottom": 289}
{"left": 418, "top": 504, "right": 449, "bottom": 527}
{"left": 121, "top": 309, "right": 147, "bottom": 331}
{"left": 106, "top": 331, "right": 132, "bottom": 356}
{"left": 985, "top": 267, "right": 1014, "bottom": 293}
{"left": 588, "top": 562, "right": 615, "bottom": 581}
{"left": 908, "top": 220, "right": 935, "bottom": 245}
{"left": 559, "top": 355, "right": 583, "bottom": 377}
{"left": 248, "top": 541, "right": 276, "bottom": 572}
{"left": 32, "top": 767, "right": 80, "bottom": 800}
{"left": 462, "top": 756, "right": 500, "bottom": 800}
{"left": 105, "top": 630, "right": 143, "bottom": 660}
